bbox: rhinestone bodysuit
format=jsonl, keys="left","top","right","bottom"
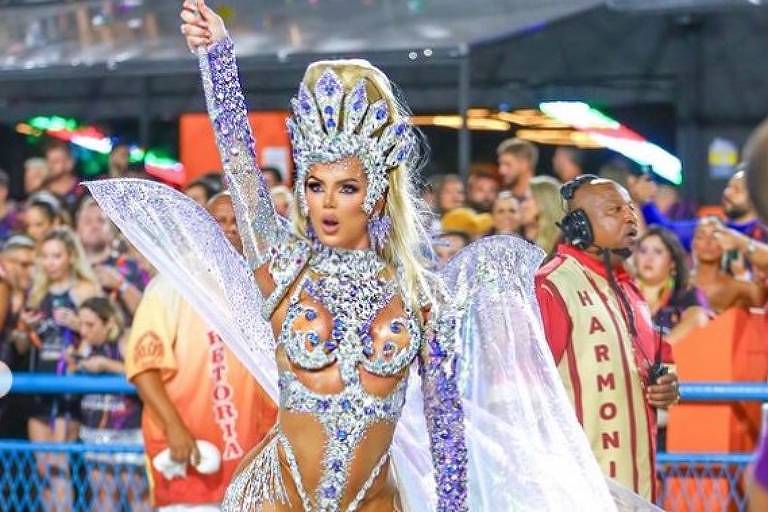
{"left": 274, "top": 241, "right": 421, "bottom": 511}
{"left": 202, "top": 37, "right": 468, "bottom": 512}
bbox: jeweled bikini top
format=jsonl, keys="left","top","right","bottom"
{"left": 279, "top": 241, "right": 421, "bottom": 378}
{"left": 271, "top": 239, "right": 422, "bottom": 511}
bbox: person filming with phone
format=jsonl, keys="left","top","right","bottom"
{"left": 535, "top": 175, "right": 679, "bottom": 501}
{"left": 690, "top": 219, "right": 765, "bottom": 314}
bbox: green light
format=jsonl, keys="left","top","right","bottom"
{"left": 539, "top": 102, "right": 619, "bottom": 130}
{"left": 539, "top": 101, "right": 683, "bottom": 186}
{"left": 145, "top": 150, "right": 180, "bottom": 168}
{"left": 27, "top": 116, "right": 77, "bottom": 132}
{"left": 129, "top": 147, "right": 146, "bottom": 163}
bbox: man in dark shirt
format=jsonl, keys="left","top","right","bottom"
{"left": 75, "top": 198, "right": 146, "bottom": 322}
{"left": 44, "top": 141, "right": 85, "bottom": 216}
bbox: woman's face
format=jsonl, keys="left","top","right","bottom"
{"left": 439, "top": 180, "right": 465, "bottom": 212}
{"left": 692, "top": 223, "right": 722, "bottom": 264}
{"left": 491, "top": 195, "right": 521, "bottom": 235}
{"left": 305, "top": 157, "right": 371, "bottom": 250}
{"left": 635, "top": 234, "right": 674, "bottom": 285}
{"left": 26, "top": 206, "right": 54, "bottom": 244}
{"left": 40, "top": 239, "right": 71, "bottom": 281}
{"left": 78, "top": 308, "right": 109, "bottom": 345}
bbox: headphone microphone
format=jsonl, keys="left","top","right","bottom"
{"left": 558, "top": 175, "right": 635, "bottom": 260}
{"left": 557, "top": 175, "right": 599, "bottom": 251}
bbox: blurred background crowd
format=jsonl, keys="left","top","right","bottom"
{"left": 1, "top": 130, "right": 765, "bottom": 450}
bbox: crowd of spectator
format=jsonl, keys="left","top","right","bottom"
{"left": 425, "top": 137, "right": 768, "bottom": 349}
{"left": 0, "top": 139, "right": 293, "bottom": 509}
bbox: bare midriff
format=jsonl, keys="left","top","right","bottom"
{"left": 239, "top": 269, "right": 414, "bottom": 511}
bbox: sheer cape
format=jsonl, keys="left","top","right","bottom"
{"left": 86, "top": 178, "right": 660, "bottom": 511}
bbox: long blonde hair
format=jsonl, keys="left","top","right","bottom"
{"left": 28, "top": 226, "right": 100, "bottom": 308}
{"left": 291, "top": 59, "right": 435, "bottom": 310}
{"left": 530, "top": 175, "right": 565, "bottom": 256}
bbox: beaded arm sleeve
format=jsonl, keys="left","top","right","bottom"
{"left": 419, "top": 307, "right": 469, "bottom": 511}
{"left": 199, "top": 37, "right": 284, "bottom": 270}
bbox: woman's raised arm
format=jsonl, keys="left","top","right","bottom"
{"left": 181, "top": 0, "right": 284, "bottom": 271}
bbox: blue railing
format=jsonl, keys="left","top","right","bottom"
{"left": 10, "top": 373, "right": 135, "bottom": 394}
{"left": 1, "top": 375, "right": 766, "bottom": 511}
{"left": 11, "top": 374, "right": 768, "bottom": 400}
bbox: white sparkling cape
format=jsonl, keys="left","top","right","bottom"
{"left": 86, "top": 178, "right": 660, "bottom": 511}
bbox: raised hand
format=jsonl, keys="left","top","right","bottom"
{"left": 180, "top": 0, "right": 228, "bottom": 52}
{"left": 709, "top": 217, "right": 747, "bottom": 252}
{"left": 53, "top": 307, "right": 80, "bottom": 331}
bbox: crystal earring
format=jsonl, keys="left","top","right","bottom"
{"left": 368, "top": 213, "right": 392, "bottom": 252}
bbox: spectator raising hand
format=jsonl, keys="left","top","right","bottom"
{"left": 691, "top": 221, "right": 765, "bottom": 313}
{"left": 708, "top": 216, "right": 768, "bottom": 272}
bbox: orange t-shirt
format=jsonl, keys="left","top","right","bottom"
{"left": 126, "top": 276, "right": 277, "bottom": 507}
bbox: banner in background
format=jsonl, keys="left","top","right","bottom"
{"left": 180, "top": 111, "right": 292, "bottom": 185}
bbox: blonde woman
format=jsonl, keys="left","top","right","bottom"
{"left": 179, "top": 6, "right": 462, "bottom": 508}
{"left": 23, "top": 227, "right": 102, "bottom": 422}
{"left": 85, "top": 1, "right": 653, "bottom": 510}
{"left": 18, "top": 227, "right": 100, "bottom": 511}
{"left": 490, "top": 191, "right": 522, "bottom": 235}
{"left": 528, "top": 175, "right": 564, "bottom": 256}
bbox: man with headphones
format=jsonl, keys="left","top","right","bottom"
{"left": 535, "top": 175, "right": 679, "bottom": 501}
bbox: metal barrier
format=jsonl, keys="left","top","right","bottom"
{"left": 655, "top": 383, "right": 766, "bottom": 512}
{"left": 0, "top": 441, "right": 149, "bottom": 512}
{"left": 657, "top": 452, "right": 752, "bottom": 512}
{"left": 1, "top": 375, "right": 767, "bottom": 511}
{"left": 2, "top": 375, "right": 146, "bottom": 512}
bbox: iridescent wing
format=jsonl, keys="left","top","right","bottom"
{"left": 86, "top": 178, "right": 279, "bottom": 401}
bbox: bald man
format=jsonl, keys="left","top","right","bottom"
{"left": 535, "top": 176, "right": 679, "bottom": 501}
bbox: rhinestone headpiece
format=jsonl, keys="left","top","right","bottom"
{"left": 287, "top": 67, "right": 416, "bottom": 214}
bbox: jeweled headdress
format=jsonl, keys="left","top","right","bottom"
{"left": 287, "top": 67, "right": 416, "bottom": 215}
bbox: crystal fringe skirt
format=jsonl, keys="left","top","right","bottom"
{"left": 223, "top": 428, "right": 406, "bottom": 512}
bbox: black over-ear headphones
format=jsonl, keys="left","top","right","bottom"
{"left": 557, "top": 174, "right": 601, "bottom": 250}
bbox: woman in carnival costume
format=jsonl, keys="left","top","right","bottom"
{"left": 86, "top": 1, "right": 661, "bottom": 510}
